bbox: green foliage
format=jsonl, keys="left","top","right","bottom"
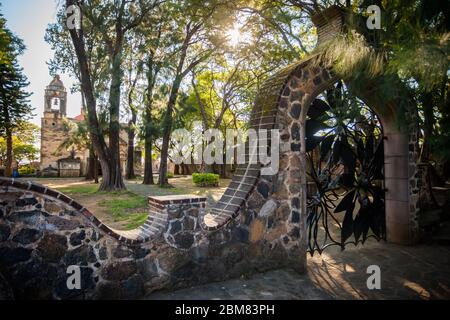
{"left": 58, "top": 118, "right": 90, "bottom": 152}
{"left": 0, "top": 122, "right": 38, "bottom": 165}
{"left": 378, "top": 0, "right": 449, "bottom": 92}
{"left": 18, "top": 165, "right": 35, "bottom": 176}
{"left": 388, "top": 33, "right": 449, "bottom": 92}
{"left": 313, "top": 31, "right": 385, "bottom": 83}
{"left": 192, "top": 172, "right": 219, "bottom": 187}
{"left": 0, "top": 10, "right": 32, "bottom": 135}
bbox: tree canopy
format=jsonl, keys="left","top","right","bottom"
{"left": 41, "top": 0, "right": 449, "bottom": 185}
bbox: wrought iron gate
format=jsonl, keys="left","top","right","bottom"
{"left": 306, "top": 81, "right": 386, "bottom": 255}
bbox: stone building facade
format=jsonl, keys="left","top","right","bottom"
{"left": 39, "top": 76, "right": 141, "bottom": 177}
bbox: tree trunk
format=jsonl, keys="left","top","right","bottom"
{"left": 182, "top": 163, "right": 190, "bottom": 175}
{"left": 5, "top": 127, "right": 13, "bottom": 177}
{"left": 126, "top": 109, "right": 137, "bottom": 180}
{"left": 159, "top": 126, "right": 171, "bottom": 186}
{"left": 105, "top": 48, "right": 126, "bottom": 191}
{"left": 143, "top": 137, "right": 154, "bottom": 184}
{"left": 67, "top": 1, "right": 113, "bottom": 191}
{"left": 94, "top": 153, "right": 99, "bottom": 184}
{"left": 159, "top": 76, "right": 182, "bottom": 186}
{"left": 143, "top": 54, "right": 159, "bottom": 185}
{"left": 220, "top": 146, "right": 227, "bottom": 178}
{"left": 85, "top": 145, "right": 95, "bottom": 180}
{"left": 1, "top": 98, "right": 13, "bottom": 177}
{"left": 158, "top": 25, "right": 196, "bottom": 186}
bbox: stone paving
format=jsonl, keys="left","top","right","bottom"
{"left": 146, "top": 239, "right": 450, "bottom": 300}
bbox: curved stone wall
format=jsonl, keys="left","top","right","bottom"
{"left": 0, "top": 174, "right": 303, "bottom": 299}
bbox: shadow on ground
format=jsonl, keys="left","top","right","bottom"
{"left": 146, "top": 240, "right": 450, "bottom": 300}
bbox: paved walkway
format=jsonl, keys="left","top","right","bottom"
{"left": 146, "top": 240, "right": 450, "bottom": 300}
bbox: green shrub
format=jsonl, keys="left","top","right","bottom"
{"left": 167, "top": 172, "right": 174, "bottom": 179}
{"left": 192, "top": 173, "right": 219, "bottom": 187}
{"left": 18, "top": 165, "right": 35, "bottom": 176}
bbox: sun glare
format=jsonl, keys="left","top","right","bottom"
{"left": 226, "top": 25, "right": 242, "bottom": 47}
{"left": 225, "top": 14, "right": 253, "bottom": 48}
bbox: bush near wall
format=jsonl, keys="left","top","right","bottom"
{"left": 18, "top": 165, "right": 36, "bottom": 176}
{"left": 192, "top": 173, "right": 219, "bottom": 187}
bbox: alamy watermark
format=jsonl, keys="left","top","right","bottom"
{"left": 366, "top": 5, "right": 381, "bottom": 30}
{"left": 366, "top": 265, "right": 381, "bottom": 290}
{"left": 66, "top": 265, "right": 81, "bottom": 290}
{"left": 66, "top": 4, "right": 81, "bottom": 30}
{"left": 170, "top": 121, "right": 280, "bottom": 175}
{"left": 66, "top": 3, "right": 382, "bottom": 31}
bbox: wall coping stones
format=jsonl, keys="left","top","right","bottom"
{"left": 311, "top": 5, "right": 344, "bottom": 46}
{"left": 148, "top": 195, "right": 207, "bottom": 205}
{"left": 0, "top": 178, "right": 147, "bottom": 245}
{"left": 0, "top": 178, "right": 211, "bottom": 247}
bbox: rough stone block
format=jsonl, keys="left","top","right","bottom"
{"left": 37, "top": 233, "right": 68, "bottom": 263}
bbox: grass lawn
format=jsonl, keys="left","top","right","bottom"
{"left": 24, "top": 175, "right": 231, "bottom": 230}
{"left": 56, "top": 184, "right": 149, "bottom": 230}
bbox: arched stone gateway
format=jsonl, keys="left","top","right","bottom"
{"left": 0, "top": 7, "right": 419, "bottom": 299}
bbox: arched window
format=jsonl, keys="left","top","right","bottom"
{"left": 52, "top": 97, "right": 60, "bottom": 110}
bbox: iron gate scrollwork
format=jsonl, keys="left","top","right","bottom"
{"left": 306, "top": 81, "right": 386, "bottom": 255}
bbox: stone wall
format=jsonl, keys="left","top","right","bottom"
{"left": 0, "top": 178, "right": 301, "bottom": 299}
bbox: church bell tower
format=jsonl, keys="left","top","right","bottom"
{"left": 44, "top": 74, "right": 67, "bottom": 115}
{"left": 40, "top": 75, "right": 69, "bottom": 175}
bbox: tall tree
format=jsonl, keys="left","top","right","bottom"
{"left": 82, "top": 0, "right": 161, "bottom": 189}
{"left": 123, "top": 42, "right": 143, "bottom": 180}
{"left": 158, "top": 0, "right": 217, "bottom": 186}
{"left": 139, "top": 13, "right": 165, "bottom": 185}
{"left": 64, "top": 0, "right": 161, "bottom": 190}
{"left": 65, "top": 0, "right": 113, "bottom": 190}
{"left": 0, "top": 10, "right": 32, "bottom": 177}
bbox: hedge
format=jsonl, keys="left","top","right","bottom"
{"left": 192, "top": 173, "right": 219, "bottom": 187}
{"left": 18, "top": 166, "right": 36, "bottom": 176}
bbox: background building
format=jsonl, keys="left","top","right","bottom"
{"left": 40, "top": 75, "right": 142, "bottom": 177}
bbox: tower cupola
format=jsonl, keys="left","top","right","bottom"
{"left": 44, "top": 75, "right": 67, "bottom": 116}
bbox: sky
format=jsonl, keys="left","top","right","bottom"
{"left": 1, "top": 0, "right": 82, "bottom": 127}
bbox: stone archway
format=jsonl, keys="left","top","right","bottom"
{"left": 354, "top": 93, "right": 420, "bottom": 244}
{"left": 307, "top": 6, "right": 420, "bottom": 245}
{"left": 203, "top": 5, "right": 419, "bottom": 249}
{"left": 293, "top": 65, "right": 419, "bottom": 246}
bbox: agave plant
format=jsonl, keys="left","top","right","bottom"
{"left": 306, "top": 81, "right": 385, "bottom": 255}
